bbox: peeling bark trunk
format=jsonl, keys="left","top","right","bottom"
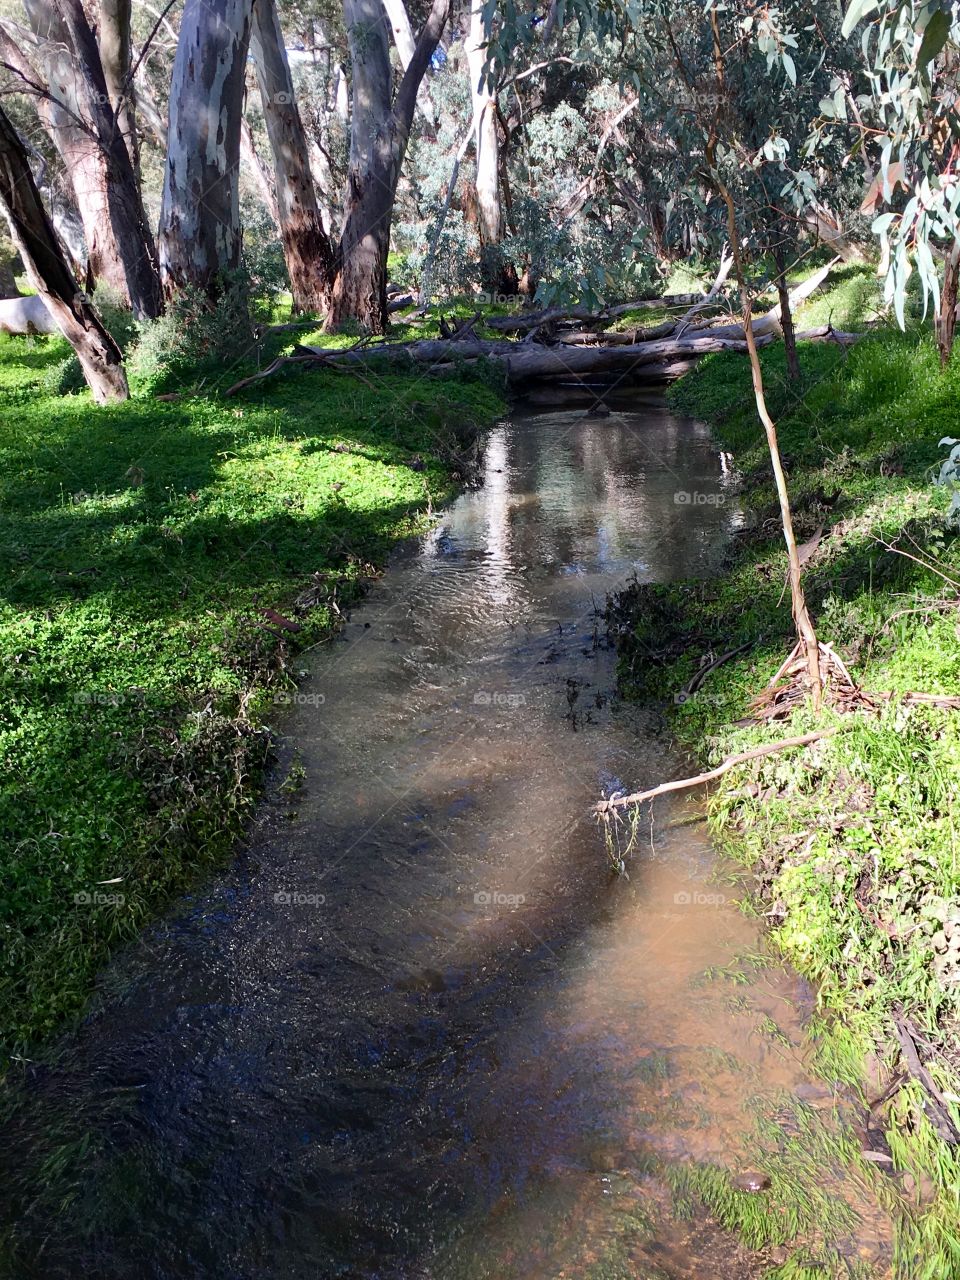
{"left": 22, "top": 0, "right": 161, "bottom": 317}
{"left": 158, "top": 0, "right": 253, "bottom": 299}
{"left": 99, "top": 0, "right": 138, "bottom": 173}
{"left": 326, "top": 0, "right": 451, "bottom": 332}
{"left": 0, "top": 104, "right": 127, "bottom": 401}
{"left": 250, "top": 0, "right": 333, "bottom": 313}
{"left": 465, "top": 0, "right": 501, "bottom": 288}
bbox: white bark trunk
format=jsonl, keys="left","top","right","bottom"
{"left": 381, "top": 0, "right": 436, "bottom": 124}
{"left": 158, "top": 0, "right": 253, "bottom": 297}
{"left": 465, "top": 0, "right": 501, "bottom": 273}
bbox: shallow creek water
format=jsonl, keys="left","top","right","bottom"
{"left": 2, "top": 403, "right": 894, "bottom": 1278}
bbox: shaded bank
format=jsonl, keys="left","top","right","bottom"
{"left": 0, "top": 333, "right": 503, "bottom": 1058}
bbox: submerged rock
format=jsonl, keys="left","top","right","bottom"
{"left": 731, "top": 1171, "right": 771, "bottom": 1193}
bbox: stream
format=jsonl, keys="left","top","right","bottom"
{"left": 1, "top": 401, "right": 894, "bottom": 1278}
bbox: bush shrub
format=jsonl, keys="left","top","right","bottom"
{"left": 127, "top": 275, "right": 256, "bottom": 395}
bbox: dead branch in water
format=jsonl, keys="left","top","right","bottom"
{"left": 594, "top": 727, "right": 842, "bottom": 815}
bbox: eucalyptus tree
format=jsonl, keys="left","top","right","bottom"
{"left": 157, "top": 0, "right": 254, "bottom": 298}
{"left": 465, "top": 0, "right": 503, "bottom": 288}
{"left": 325, "top": 0, "right": 451, "bottom": 330}
{"left": 99, "top": 0, "right": 137, "bottom": 172}
{"left": 0, "top": 0, "right": 162, "bottom": 316}
{"left": 815, "top": 0, "right": 960, "bottom": 362}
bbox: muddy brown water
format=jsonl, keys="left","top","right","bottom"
{"left": 1, "top": 404, "right": 894, "bottom": 1278}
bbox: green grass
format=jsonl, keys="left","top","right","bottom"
{"left": 608, "top": 266, "right": 960, "bottom": 1277}
{"left": 0, "top": 331, "right": 503, "bottom": 1061}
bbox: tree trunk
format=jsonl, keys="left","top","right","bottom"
{"left": 381, "top": 0, "right": 436, "bottom": 124}
{"left": 804, "top": 207, "right": 864, "bottom": 263}
{"left": 717, "top": 185, "right": 821, "bottom": 708}
{"left": 158, "top": 0, "right": 253, "bottom": 299}
{"left": 21, "top": 0, "right": 161, "bottom": 318}
{"left": 465, "top": 0, "right": 501, "bottom": 290}
{"left": 0, "top": 237, "right": 19, "bottom": 296}
{"left": 0, "top": 104, "right": 127, "bottom": 401}
{"left": 938, "top": 241, "right": 960, "bottom": 368}
{"left": 326, "top": 0, "right": 450, "bottom": 332}
{"left": 250, "top": 0, "right": 333, "bottom": 313}
{"left": 240, "top": 119, "right": 281, "bottom": 229}
{"left": 774, "top": 245, "right": 800, "bottom": 382}
{"left": 99, "top": 0, "right": 138, "bottom": 174}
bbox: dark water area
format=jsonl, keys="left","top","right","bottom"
{"left": 0, "top": 404, "right": 892, "bottom": 1278}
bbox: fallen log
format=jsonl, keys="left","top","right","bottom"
{"left": 0, "top": 293, "right": 57, "bottom": 335}
{"left": 892, "top": 1014, "right": 960, "bottom": 1145}
{"left": 673, "top": 245, "right": 734, "bottom": 331}
{"left": 224, "top": 325, "right": 861, "bottom": 396}
{"left": 484, "top": 292, "right": 709, "bottom": 335}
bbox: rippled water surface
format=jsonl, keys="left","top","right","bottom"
{"left": 2, "top": 404, "right": 893, "bottom": 1278}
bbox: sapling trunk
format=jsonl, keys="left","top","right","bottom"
{"left": 719, "top": 190, "right": 821, "bottom": 709}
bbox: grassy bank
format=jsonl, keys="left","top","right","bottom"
{"left": 0, "top": 330, "right": 503, "bottom": 1061}
{"left": 608, "top": 267, "right": 960, "bottom": 1277}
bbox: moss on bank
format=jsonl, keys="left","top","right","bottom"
{"left": 608, "top": 269, "right": 960, "bottom": 1278}
{"left": 0, "top": 332, "right": 504, "bottom": 1062}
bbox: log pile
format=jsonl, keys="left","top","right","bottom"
{"left": 220, "top": 256, "right": 856, "bottom": 397}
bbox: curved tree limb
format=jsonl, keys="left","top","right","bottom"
{"left": 594, "top": 728, "right": 842, "bottom": 815}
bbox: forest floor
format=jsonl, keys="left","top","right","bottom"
{"left": 607, "top": 264, "right": 960, "bottom": 1276}
{"left": 0, "top": 328, "right": 504, "bottom": 1061}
